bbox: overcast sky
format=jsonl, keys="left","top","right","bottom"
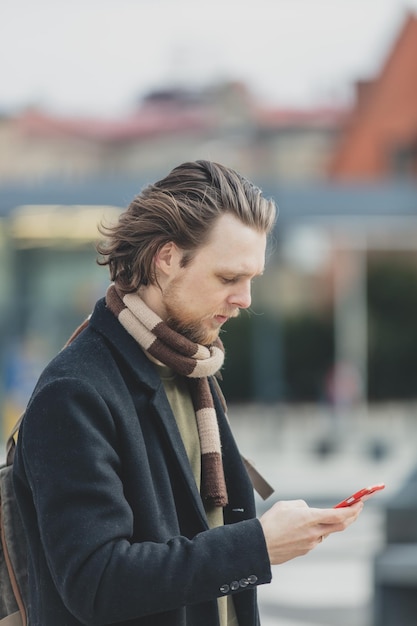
{"left": 2, "top": 0, "right": 417, "bottom": 118}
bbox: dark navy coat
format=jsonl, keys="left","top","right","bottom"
{"left": 13, "top": 298, "right": 272, "bottom": 626}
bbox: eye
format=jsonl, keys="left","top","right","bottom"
{"left": 220, "top": 276, "right": 238, "bottom": 284}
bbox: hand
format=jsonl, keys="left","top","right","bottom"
{"left": 259, "top": 499, "right": 363, "bottom": 565}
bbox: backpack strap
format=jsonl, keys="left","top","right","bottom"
{"left": 5, "top": 417, "right": 23, "bottom": 466}
{"left": 62, "top": 316, "right": 90, "bottom": 348}
{"left": 211, "top": 374, "right": 274, "bottom": 500}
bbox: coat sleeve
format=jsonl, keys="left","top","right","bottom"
{"left": 16, "top": 377, "right": 272, "bottom": 625}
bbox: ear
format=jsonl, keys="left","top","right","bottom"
{"left": 155, "top": 242, "right": 182, "bottom": 277}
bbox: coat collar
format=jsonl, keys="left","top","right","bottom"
{"left": 89, "top": 297, "right": 161, "bottom": 393}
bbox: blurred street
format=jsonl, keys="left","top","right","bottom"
{"left": 228, "top": 403, "right": 417, "bottom": 626}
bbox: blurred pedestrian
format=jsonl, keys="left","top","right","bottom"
{"left": 13, "top": 160, "right": 362, "bottom": 626}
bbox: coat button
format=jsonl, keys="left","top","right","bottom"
{"left": 239, "top": 578, "right": 249, "bottom": 587}
{"left": 219, "top": 584, "right": 229, "bottom": 594}
{"left": 230, "top": 580, "right": 240, "bottom": 591}
{"left": 247, "top": 575, "right": 258, "bottom": 585}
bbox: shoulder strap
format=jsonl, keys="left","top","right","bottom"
{"left": 5, "top": 416, "right": 23, "bottom": 466}
{"left": 210, "top": 375, "right": 274, "bottom": 501}
{"left": 62, "top": 316, "right": 90, "bottom": 348}
{"left": 241, "top": 456, "right": 274, "bottom": 501}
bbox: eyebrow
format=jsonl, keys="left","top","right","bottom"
{"left": 216, "top": 269, "right": 265, "bottom": 278}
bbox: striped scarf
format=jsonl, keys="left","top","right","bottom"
{"left": 106, "top": 283, "right": 228, "bottom": 508}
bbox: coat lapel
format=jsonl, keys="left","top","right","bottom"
{"left": 90, "top": 298, "right": 209, "bottom": 526}
{"left": 150, "top": 385, "right": 209, "bottom": 526}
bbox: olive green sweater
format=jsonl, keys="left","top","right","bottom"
{"left": 158, "top": 365, "right": 238, "bottom": 626}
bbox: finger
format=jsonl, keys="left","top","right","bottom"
{"left": 312, "top": 501, "right": 364, "bottom": 524}
{"left": 274, "top": 499, "right": 309, "bottom": 510}
{"left": 318, "top": 515, "right": 360, "bottom": 536}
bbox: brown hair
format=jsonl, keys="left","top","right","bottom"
{"left": 97, "top": 160, "right": 277, "bottom": 291}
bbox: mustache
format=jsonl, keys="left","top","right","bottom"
{"left": 217, "top": 309, "right": 240, "bottom": 319}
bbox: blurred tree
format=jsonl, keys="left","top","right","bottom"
{"left": 221, "top": 311, "right": 334, "bottom": 404}
{"left": 281, "top": 314, "right": 334, "bottom": 402}
{"left": 220, "top": 314, "right": 254, "bottom": 402}
{"left": 368, "top": 259, "right": 417, "bottom": 400}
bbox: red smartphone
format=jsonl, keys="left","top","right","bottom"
{"left": 334, "top": 483, "right": 385, "bottom": 508}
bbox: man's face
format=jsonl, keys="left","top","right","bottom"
{"left": 160, "top": 213, "right": 267, "bottom": 345}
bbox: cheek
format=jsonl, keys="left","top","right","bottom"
{"left": 177, "top": 271, "right": 225, "bottom": 311}
{"left": 187, "top": 276, "right": 216, "bottom": 300}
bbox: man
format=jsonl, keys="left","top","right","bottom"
{"left": 13, "top": 160, "right": 362, "bottom": 626}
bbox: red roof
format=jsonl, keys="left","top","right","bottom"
{"left": 328, "top": 13, "right": 417, "bottom": 180}
{"left": 16, "top": 104, "right": 214, "bottom": 143}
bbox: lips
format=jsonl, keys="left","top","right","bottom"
{"left": 214, "top": 309, "right": 239, "bottom": 324}
{"left": 214, "top": 315, "right": 228, "bottom": 324}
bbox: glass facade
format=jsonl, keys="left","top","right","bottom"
{"left": 0, "top": 205, "right": 119, "bottom": 440}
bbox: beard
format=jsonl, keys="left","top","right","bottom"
{"left": 163, "top": 278, "right": 238, "bottom": 346}
{"left": 165, "top": 304, "right": 220, "bottom": 346}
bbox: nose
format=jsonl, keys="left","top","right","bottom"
{"left": 228, "top": 281, "right": 252, "bottom": 310}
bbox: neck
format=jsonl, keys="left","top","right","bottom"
{"left": 138, "top": 283, "right": 167, "bottom": 321}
